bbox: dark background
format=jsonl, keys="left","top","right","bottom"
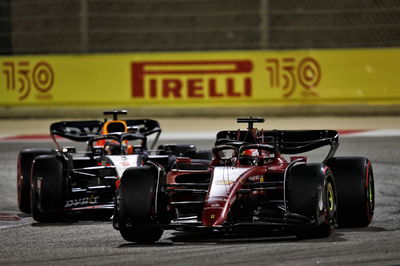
{"left": 1, "top": 0, "right": 400, "bottom": 55}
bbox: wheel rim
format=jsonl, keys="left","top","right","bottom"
{"left": 326, "top": 181, "right": 337, "bottom": 223}
{"left": 327, "top": 184, "right": 334, "bottom": 212}
{"left": 368, "top": 177, "right": 373, "bottom": 205}
{"left": 366, "top": 169, "right": 375, "bottom": 216}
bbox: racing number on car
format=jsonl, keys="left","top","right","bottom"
{"left": 2, "top": 61, "right": 54, "bottom": 101}
{"left": 265, "top": 57, "right": 321, "bottom": 98}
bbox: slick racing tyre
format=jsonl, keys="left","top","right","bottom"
{"left": 326, "top": 157, "right": 374, "bottom": 227}
{"left": 30, "top": 155, "right": 66, "bottom": 222}
{"left": 120, "top": 226, "right": 164, "bottom": 245}
{"left": 17, "top": 149, "right": 56, "bottom": 213}
{"left": 288, "top": 163, "right": 337, "bottom": 239}
{"left": 114, "top": 164, "right": 168, "bottom": 244}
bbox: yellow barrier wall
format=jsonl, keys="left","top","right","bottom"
{"left": 1, "top": 48, "right": 400, "bottom": 107}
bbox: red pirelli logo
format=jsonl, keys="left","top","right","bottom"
{"left": 131, "top": 60, "right": 253, "bottom": 99}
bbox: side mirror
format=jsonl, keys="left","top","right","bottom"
{"left": 62, "top": 146, "right": 76, "bottom": 154}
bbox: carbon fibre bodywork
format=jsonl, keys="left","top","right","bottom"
{"left": 17, "top": 110, "right": 170, "bottom": 221}
{"left": 114, "top": 117, "right": 374, "bottom": 243}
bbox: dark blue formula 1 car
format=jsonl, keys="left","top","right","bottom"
{"left": 17, "top": 110, "right": 208, "bottom": 222}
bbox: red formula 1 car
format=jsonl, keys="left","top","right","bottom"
{"left": 113, "top": 118, "right": 374, "bottom": 243}
{"left": 17, "top": 110, "right": 207, "bottom": 222}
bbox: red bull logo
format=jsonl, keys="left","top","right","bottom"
{"left": 131, "top": 60, "right": 253, "bottom": 99}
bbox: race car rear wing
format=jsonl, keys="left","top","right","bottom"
{"left": 50, "top": 119, "right": 161, "bottom": 149}
{"left": 51, "top": 119, "right": 161, "bottom": 140}
{"left": 216, "top": 129, "right": 339, "bottom": 162}
{"left": 50, "top": 120, "right": 103, "bottom": 141}
{"left": 262, "top": 130, "right": 339, "bottom": 160}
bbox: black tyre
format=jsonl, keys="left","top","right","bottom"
{"left": 288, "top": 163, "right": 337, "bottom": 239}
{"left": 30, "top": 155, "right": 66, "bottom": 222}
{"left": 120, "top": 226, "right": 164, "bottom": 244}
{"left": 17, "top": 149, "right": 56, "bottom": 213}
{"left": 326, "top": 157, "right": 374, "bottom": 227}
{"left": 114, "top": 165, "right": 167, "bottom": 243}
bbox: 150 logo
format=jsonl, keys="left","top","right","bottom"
{"left": 266, "top": 57, "right": 321, "bottom": 98}
{"left": 2, "top": 61, "right": 54, "bottom": 101}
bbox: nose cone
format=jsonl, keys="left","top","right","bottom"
{"left": 201, "top": 166, "right": 250, "bottom": 227}
{"left": 202, "top": 206, "right": 226, "bottom": 227}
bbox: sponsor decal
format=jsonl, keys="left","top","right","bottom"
{"left": 209, "top": 167, "right": 249, "bottom": 197}
{"left": 265, "top": 57, "right": 321, "bottom": 98}
{"left": 107, "top": 155, "right": 139, "bottom": 177}
{"left": 214, "top": 179, "right": 235, "bottom": 185}
{"left": 2, "top": 61, "right": 54, "bottom": 101}
{"left": 248, "top": 175, "right": 264, "bottom": 181}
{"left": 120, "top": 161, "right": 130, "bottom": 167}
{"left": 119, "top": 157, "right": 131, "bottom": 166}
{"left": 131, "top": 60, "right": 253, "bottom": 99}
{"left": 206, "top": 206, "right": 224, "bottom": 210}
{"left": 207, "top": 196, "right": 228, "bottom": 202}
{"left": 64, "top": 195, "right": 100, "bottom": 208}
{"left": 65, "top": 126, "right": 100, "bottom": 136}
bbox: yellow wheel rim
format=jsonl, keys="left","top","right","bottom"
{"left": 327, "top": 183, "right": 335, "bottom": 212}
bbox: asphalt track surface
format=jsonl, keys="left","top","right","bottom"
{"left": 0, "top": 136, "right": 399, "bottom": 265}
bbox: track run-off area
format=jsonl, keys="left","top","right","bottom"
{"left": 0, "top": 117, "right": 399, "bottom": 265}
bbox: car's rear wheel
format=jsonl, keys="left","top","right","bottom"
{"left": 17, "top": 149, "right": 56, "bottom": 213}
{"left": 114, "top": 165, "right": 167, "bottom": 243}
{"left": 326, "top": 157, "right": 374, "bottom": 227}
{"left": 31, "top": 155, "right": 66, "bottom": 222}
{"left": 288, "top": 163, "right": 337, "bottom": 239}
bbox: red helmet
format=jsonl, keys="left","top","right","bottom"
{"left": 242, "top": 149, "right": 259, "bottom": 157}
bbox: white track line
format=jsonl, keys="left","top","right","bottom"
{"left": 341, "top": 129, "right": 400, "bottom": 137}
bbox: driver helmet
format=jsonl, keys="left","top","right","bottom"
{"left": 242, "top": 149, "right": 259, "bottom": 157}
{"left": 104, "top": 142, "right": 122, "bottom": 155}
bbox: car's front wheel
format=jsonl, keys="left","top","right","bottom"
{"left": 30, "top": 155, "right": 66, "bottom": 222}
{"left": 119, "top": 226, "right": 164, "bottom": 244}
{"left": 114, "top": 165, "right": 168, "bottom": 244}
{"left": 288, "top": 163, "right": 337, "bottom": 239}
